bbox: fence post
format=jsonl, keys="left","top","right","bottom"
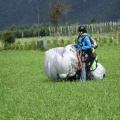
{"left": 22, "top": 31, "right": 24, "bottom": 38}
{"left": 116, "top": 31, "right": 119, "bottom": 45}
{"left": 97, "top": 31, "right": 100, "bottom": 42}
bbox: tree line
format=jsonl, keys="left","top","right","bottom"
{"left": 0, "top": 21, "right": 119, "bottom": 38}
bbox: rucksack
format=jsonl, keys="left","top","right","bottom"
{"left": 89, "top": 38, "right": 98, "bottom": 49}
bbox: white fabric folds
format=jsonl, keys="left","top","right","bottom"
{"left": 43, "top": 44, "right": 105, "bottom": 81}
{"left": 43, "top": 45, "right": 78, "bottom": 80}
{"left": 90, "top": 63, "right": 105, "bottom": 80}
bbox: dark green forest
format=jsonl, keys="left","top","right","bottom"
{"left": 0, "top": 0, "right": 120, "bottom": 30}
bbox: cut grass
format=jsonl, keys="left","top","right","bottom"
{"left": 0, "top": 44, "right": 120, "bottom": 120}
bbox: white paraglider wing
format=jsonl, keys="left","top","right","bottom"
{"left": 43, "top": 44, "right": 78, "bottom": 80}
{"left": 90, "top": 63, "right": 105, "bottom": 80}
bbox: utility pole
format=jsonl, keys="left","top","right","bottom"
{"left": 37, "top": 8, "right": 40, "bottom": 37}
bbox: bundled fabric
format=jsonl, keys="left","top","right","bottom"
{"left": 43, "top": 44, "right": 105, "bottom": 81}
{"left": 90, "top": 63, "right": 105, "bottom": 79}
{"left": 43, "top": 45, "right": 78, "bottom": 80}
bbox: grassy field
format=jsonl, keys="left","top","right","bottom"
{"left": 0, "top": 44, "right": 120, "bottom": 120}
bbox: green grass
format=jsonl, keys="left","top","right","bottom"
{"left": 0, "top": 44, "right": 120, "bottom": 120}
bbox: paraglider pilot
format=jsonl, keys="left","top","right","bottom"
{"left": 76, "top": 26, "right": 92, "bottom": 82}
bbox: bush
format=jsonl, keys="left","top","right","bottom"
{"left": 3, "top": 43, "right": 11, "bottom": 50}
{"left": 103, "top": 37, "right": 107, "bottom": 43}
{"left": 47, "top": 40, "right": 52, "bottom": 49}
{"left": 53, "top": 39, "right": 58, "bottom": 47}
{"left": 109, "top": 37, "right": 113, "bottom": 43}
{"left": 24, "top": 41, "right": 28, "bottom": 50}
{"left": 1, "top": 31, "right": 16, "bottom": 44}
{"left": 15, "top": 41, "right": 22, "bottom": 50}
{"left": 65, "top": 39, "right": 71, "bottom": 46}
{"left": 60, "top": 39, "right": 65, "bottom": 46}
{"left": 30, "top": 41, "right": 37, "bottom": 50}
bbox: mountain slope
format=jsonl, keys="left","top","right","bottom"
{"left": 0, "top": 0, "right": 120, "bottom": 30}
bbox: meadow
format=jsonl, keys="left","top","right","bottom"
{"left": 0, "top": 39, "right": 120, "bottom": 119}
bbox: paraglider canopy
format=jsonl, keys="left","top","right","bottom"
{"left": 43, "top": 44, "right": 78, "bottom": 80}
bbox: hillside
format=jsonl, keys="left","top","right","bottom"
{"left": 0, "top": 0, "right": 120, "bottom": 30}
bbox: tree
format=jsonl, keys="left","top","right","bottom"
{"left": 1, "top": 31, "right": 16, "bottom": 44}
{"left": 49, "top": 0, "right": 69, "bottom": 35}
{"left": 89, "top": 18, "right": 96, "bottom": 24}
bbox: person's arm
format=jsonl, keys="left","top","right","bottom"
{"left": 81, "top": 36, "right": 92, "bottom": 50}
{"left": 76, "top": 37, "right": 82, "bottom": 50}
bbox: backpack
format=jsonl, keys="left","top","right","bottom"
{"left": 89, "top": 38, "right": 98, "bottom": 49}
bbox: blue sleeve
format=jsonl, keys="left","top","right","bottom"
{"left": 76, "top": 44, "right": 81, "bottom": 50}
{"left": 77, "top": 37, "right": 82, "bottom": 50}
{"left": 76, "top": 37, "right": 82, "bottom": 50}
{"left": 81, "top": 36, "right": 92, "bottom": 50}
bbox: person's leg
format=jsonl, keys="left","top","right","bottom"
{"left": 80, "top": 62, "right": 86, "bottom": 82}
